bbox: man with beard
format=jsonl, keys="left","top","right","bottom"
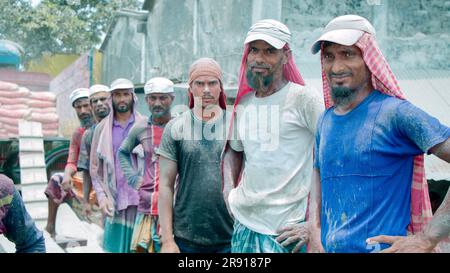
{"left": 158, "top": 58, "right": 233, "bottom": 253}
{"left": 77, "top": 84, "right": 111, "bottom": 223}
{"left": 222, "top": 19, "right": 324, "bottom": 253}
{"left": 44, "top": 88, "right": 94, "bottom": 237}
{"left": 90, "top": 78, "right": 145, "bottom": 252}
{"left": 118, "top": 77, "right": 176, "bottom": 253}
{"left": 309, "top": 15, "right": 450, "bottom": 253}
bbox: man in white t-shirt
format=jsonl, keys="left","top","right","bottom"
{"left": 222, "top": 19, "right": 324, "bottom": 253}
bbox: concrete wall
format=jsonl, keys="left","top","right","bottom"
{"left": 101, "top": 10, "right": 148, "bottom": 86}
{"left": 50, "top": 53, "right": 90, "bottom": 137}
{"left": 100, "top": 0, "right": 450, "bottom": 91}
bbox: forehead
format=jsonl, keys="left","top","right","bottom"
{"left": 249, "top": 40, "right": 275, "bottom": 50}
{"left": 73, "top": 97, "right": 89, "bottom": 106}
{"left": 193, "top": 75, "right": 220, "bottom": 83}
{"left": 323, "top": 43, "right": 362, "bottom": 55}
{"left": 146, "top": 93, "right": 171, "bottom": 97}
{"left": 90, "top": 91, "right": 109, "bottom": 99}
{"left": 111, "top": 88, "right": 132, "bottom": 95}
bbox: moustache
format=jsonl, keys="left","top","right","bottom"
{"left": 248, "top": 62, "right": 271, "bottom": 70}
{"left": 330, "top": 72, "right": 352, "bottom": 78}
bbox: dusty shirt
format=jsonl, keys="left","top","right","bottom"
{"left": 119, "top": 117, "right": 168, "bottom": 215}
{"left": 229, "top": 82, "right": 324, "bottom": 235}
{"left": 77, "top": 125, "right": 96, "bottom": 171}
{"left": 315, "top": 90, "right": 450, "bottom": 253}
{"left": 0, "top": 174, "right": 45, "bottom": 253}
{"left": 112, "top": 115, "right": 139, "bottom": 211}
{"left": 157, "top": 110, "right": 233, "bottom": 247}
{"left": 66, "top": 127, "right": 86, "bottom": 172}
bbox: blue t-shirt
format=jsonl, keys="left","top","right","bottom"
{"left": 314, "top": 90, "right": 450, "bottom": 253}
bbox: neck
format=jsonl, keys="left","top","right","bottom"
{"left": 115, "top": 111, "right": 132, "bottom": 123}
{"left": 152, "top": 114, "right": 171, "bottom": 126}
{"left": 255, "top": 77, "right": 288, "bottom": 98}
{"left": 334, "top": 83, "right": 373, "bottom": 115}
{"left": 193, "top": 105, "right": 222, "bottom": 122}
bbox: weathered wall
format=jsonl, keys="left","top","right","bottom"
{"left": 145, "top": 0, "right": 252, "bottom": 85}
{"left": 101, "top": 11, "right": 147, "bottom": 86}
{"left": 50, "top": 53, "right": 90, "bottom": 137}
{"left": 101, "top": 0, "right": 450, "bottom": 87}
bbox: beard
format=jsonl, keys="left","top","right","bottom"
{"left": 78, "top": 114, "right": 94, "bottom": 128}
{"left": 113, "top": 100, "right": 132, "bottom": 113}
{"left": 95, "top": 107, "right": 110, "bottom": 119}
{"left": 330, "top": 86, "right": 358, "bottom": 106}
{"left": 150, "top": 106, "right": 170, "bottom": 118}
{"left": 246, "top": 69, "right": 274, "bottom": 91}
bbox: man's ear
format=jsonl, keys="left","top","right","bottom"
{"left": 281, "top": 49, "right": 289, "bottom": 65}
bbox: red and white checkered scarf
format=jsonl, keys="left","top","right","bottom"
{"left": 320, "top": 33, "right": 432, "bottom": 234}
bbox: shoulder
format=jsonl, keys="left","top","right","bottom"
{"left": 71, "top": 127, "right": 85, "bottom": 141}
{"left": 287, "top": 83, "right": 324, "bottom": 111}
{"left": 0, "top": 175, "right": 15, "bottom": 201}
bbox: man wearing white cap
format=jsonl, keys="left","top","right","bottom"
{"left": 310, "top": 15, "right": 450, "bottom": 253}
{"left": 77, "top": 84, "right": 111, "bottom": 222}
{"left": 44, "top": 88, "right": 94, "bottom": 237}
{"left": 222, "top": 19, "right": 324, "bottom": 253}
{"left": 118, "top": 77, "right": 175, "bottom": 253}
{"left": 90, "top": 78, "right": 145, "bottom": 252}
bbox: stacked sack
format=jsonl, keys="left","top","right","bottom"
{"left": 0, "top": 80, "right": 59, "bottom": 137}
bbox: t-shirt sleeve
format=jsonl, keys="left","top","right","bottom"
{"left": 228, "top": 114, "right": 244, "bottom": 152}
{"left": 396, "top": 100, "right": 450, "bottom": 154}
{"left": 157, "top": 119, "right": 178, "bottom": 162}
{"left": 300, "top": 90, "right": 325, "bottom": 135}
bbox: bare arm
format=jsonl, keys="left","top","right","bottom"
{"left": 158, "top": 155, "right": 179, "bottom": 253}
{"left": 308, "top": 168, "right": 324, "bottom": 252}
{"left": 222, "top": 146, "right": 243, "bottom": 212}
{"left": 429, "top": 137, "right": 450, "bottom": 163}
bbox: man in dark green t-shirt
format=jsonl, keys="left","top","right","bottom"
{"left": 157, "top": 58, "right": 233, "bottom": 253}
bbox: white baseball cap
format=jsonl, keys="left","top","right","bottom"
{"left": 109, "top": 78, "right": 134, "bottom": 92}
{"left": 311, "top": 15, "right": 376, "bottom": 54}
{"left": 89, "top": 84, "right": 110, "bottom": 97}
{"left": 144, "top": 77, "right": 174, "bottom": 95}
{"left": 244, "top": 19, "right": 291, "bottom": 49}
{"left": 69, "top": 88, "right": 89, "bottom": 106}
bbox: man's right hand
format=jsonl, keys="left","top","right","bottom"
{"left": 99, "top": 199, "right": 113, "bottom": 217}
{"left": 160, "top": 239, "right": 180, "bottom": 253}
{"left": 61, "top": 176, "right": 73, "bottom": 192}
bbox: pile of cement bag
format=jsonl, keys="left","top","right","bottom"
{"left": 0, "top": 80, "right": 59, "bottom": 138}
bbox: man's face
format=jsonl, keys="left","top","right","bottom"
{"left": 73, "top": 97, "right": 93, "bottom": 126}
{"left": 246, "top": 40, "right": 287, "bottom": 91}
{"left": 322, "top": 43, "right": 371, "bottom": 105}
{"left": 111, "top": 89, "right": 133, "bottom": 113}
{"left": 145, "top": 93, "right": 174, "bottom": 118}
{"left": 90, "top": 91, "right": 110, "bottom": 120}
{"left": 190, "top": 75, "right": 221, "bottom": 109}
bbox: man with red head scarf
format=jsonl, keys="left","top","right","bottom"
{"left": 157, "top": 58, "right": 233, "bottom": 253}
{"left": 222, "top": 19, "right": 324, "bottom": 253}
{"left": 310, "top": 15, "right": 450, "bottom": 253}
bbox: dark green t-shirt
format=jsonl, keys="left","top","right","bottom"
{"left": 157, "top": 110, "right": 233, "bottom": 247}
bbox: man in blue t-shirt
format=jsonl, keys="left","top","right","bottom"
{"left": 308, "top": 15, "right": 450, "bottom": 253}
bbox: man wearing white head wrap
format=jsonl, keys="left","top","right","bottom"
{"left": 44, "top": 87, "right": 94, "bottom": 237}
{"left": 76, "top": 84, "right": 111, "bottom": 222}
{"left": 118, "top": 77, "right": 175, "bottom": 253}
{"left": 89, "top": 78, "right": 146, "bottom": 252}
{"left": 222, "top": 19, "right": 324, "bottom": 253}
